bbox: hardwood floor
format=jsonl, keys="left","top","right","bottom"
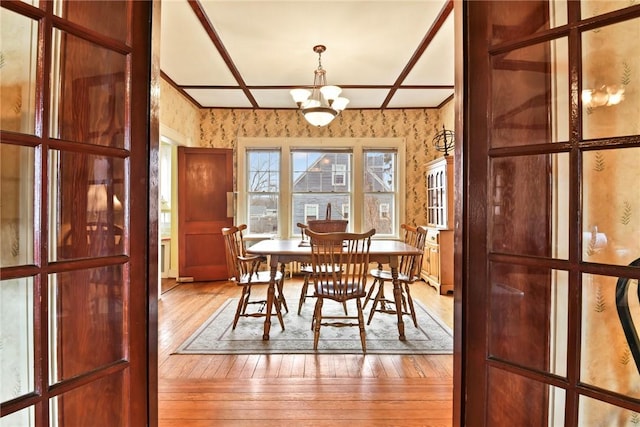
{"left": 158, "top": 275, "right": 454, "bottom": 426}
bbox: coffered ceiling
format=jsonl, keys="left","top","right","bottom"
{"left": 160, "top": 0, "right": 455, "bottom": 110}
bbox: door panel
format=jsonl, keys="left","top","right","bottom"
{"left": 461, "top": 2, "right": 640, "bottom": 426}
{"left": 0, "top": 1, "right": 153, "bottom": 425}
{"left": 178, "top": 147, "right": 233, "bottom": 281}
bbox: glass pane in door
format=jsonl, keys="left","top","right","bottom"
{"left": 0, "top": 406, "right": 34, "bottom": 426}
{"left": 50, "top": 370, "right": 125, "bottom": 426}
{"left": 582, "top": 147, "right": 640, "bottom": 267}
{"left": 581, "top": 1, "right": 639, "bottom": 20}
{"left": 49, "top": 267, "right": 125, "bottom": 384}
{"left": 54, "top": 0, "right": 129, "bottom": 42}
{"left": 489, "top": 263, "right": 568, "bottom": 375}
{"left": 582, "top": 17, "right": 640, "bottom": 140}
{"left": 0, "top": 9, "right": 38, "bottom": 134}
{"left": 579, "top": 394, "right": 640, "bottom": 426}
{"left": 490, "top": 0, "right": 567, "bottom": 44}
{"left": 0, "top": 277, "right": 34, "bottom": 402}
{"left": 50, "top": 29, "right": 126, "bottom": 148}
{"left": 491, "top": 38, "right": 569, "bottom": 148}
{"left": 580, "top": 272, "right": 640, "bottom": 397}
{"left": 49, "top": 150, "right": 126, "bottom": 261}
{"left": 487, "top": 366, "right": 566, "bottom": 426}
{"left": 0, "top": 144, "right": 35, "bottom": 267}
{"left": 489, "top": 153, "right": 569, "bottom": 259}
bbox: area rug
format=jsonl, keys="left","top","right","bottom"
{"left": 174, "top": 297, "right": 453, "bottom": 355}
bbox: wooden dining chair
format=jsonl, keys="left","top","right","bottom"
{"left": 237, "top": 224, "right": 288, "bottom": 313}
{"left": 364, "top": 224, "right": 427, "bottom": 327}
{"left": 296, "top": 222, "right": 347, "bottom": 317}
{"left": 306, "top": 228, "right": 375, "bottom": 352}
{"left": 222, "top": 225, "right": 285, "bottom": 330}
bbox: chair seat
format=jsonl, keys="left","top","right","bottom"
{"left": 300, "top": 264, "right": 340, "bottom": 274}
{"left": 314, "top": 281, "right": 366, "bottom": 300}
{"left": 298, "top": 264, "right": 346, "bottom": 315}
{"left": 238, "top": 270, "right": 282, "bottom": 285}
{"left": 369, "top": 268, "right": 416, "bottom": 283}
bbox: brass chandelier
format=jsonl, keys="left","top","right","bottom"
{"left": 290, "top": 45, "right": 349, "bottom": 127}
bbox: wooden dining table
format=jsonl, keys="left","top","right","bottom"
{"left": 246, "top": 238, "right": 423, "bottom": 341}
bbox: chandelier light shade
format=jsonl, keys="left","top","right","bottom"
{"left": 290, "top": 45, "right": 349, "bottom": 127}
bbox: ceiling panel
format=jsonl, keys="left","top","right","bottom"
{"left": 160, "top": 0, "right": 455, "bottom": 110}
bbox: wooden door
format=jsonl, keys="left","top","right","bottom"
{"left": 457, "top": 2, "right": 640, "bottom": 426}
{"left": 0, "top": 1, "right": 154, "bottom": 426}
{"left": 178, "top": 147, "right": 233, "bottom": 281}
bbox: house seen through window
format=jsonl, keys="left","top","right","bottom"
{"left": 240, "top": 139, "right": 403, "bottom": 238}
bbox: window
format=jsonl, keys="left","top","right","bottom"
{"left": 363, "top": 150, "right": 396, "bottom": 234}
{"left": 379, "top": 203, "right": 390, "bottom": 218}
{"left": 304, "top": 204, "right": 319, "bottom": 221}
{"left": 342, "top": 203, "right": 350, "bottom": 219}
{"left": 246, "top": 149, "right": 280, "bottom": 235}
{"left": 238, "top": 138, "right": 404, "bottom": 238}
{"left": 332, "top": 164, "right": 346, "bottom": 186}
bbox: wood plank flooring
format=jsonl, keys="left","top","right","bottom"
{"left": 158, "top": 275, "right": 454, "bottom": 426}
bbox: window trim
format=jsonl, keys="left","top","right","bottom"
{"left": 237, "top": 137, "right": 405, "bottom": 239}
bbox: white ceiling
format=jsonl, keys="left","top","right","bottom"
{"left": 160, "top": 0, "right": 454, "bottom": 110}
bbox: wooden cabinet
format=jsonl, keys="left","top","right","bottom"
{"left": 421, "top": 156, "right": 454, "bottom": 294}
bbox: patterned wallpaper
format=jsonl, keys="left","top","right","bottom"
{"left": 159, "top": 78, "right": 200, "bottom": 146}
{"left": 196, "top": 105, "right": 454, "bottom": 227}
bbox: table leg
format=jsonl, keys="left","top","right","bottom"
{"left": 390, "top": 261, "right": 406, "bottom": 341}
{"left": 263, "top": 255, "right": 278, "bottom": 340}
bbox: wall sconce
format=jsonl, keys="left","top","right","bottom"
{"left": 582, "top": 85, "right": 625, "bottom": 109}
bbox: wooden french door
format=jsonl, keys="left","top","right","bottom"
{"left": 177, "top": 147, "right": 233, "bottom": 281}
{"left": 0, "top": 1, "right": 155, "bottom": 426}
{"left": 458, "top": 1, "right": 640, "bottom": 425}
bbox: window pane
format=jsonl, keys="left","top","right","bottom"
{"left": 581, "top": 273, "right": 640, "bottom": 398}
{"left": 49, "top": 266, "right": 125, "bottom": 384}
{"left": 0, "top": 277, "right": 35, "bottom": 403}
{"left": 491, "top": 38, "right": 569, "bottom": 147}
{"left": 582, "top": 147, "right": 640, "bottom": 267}
{"left": 0, "top": 9, "right": 38, "bottom": 134}
{"left": 582, "top": 17, "right": 640, "bottom": 140}
{"left": 247, "top": 150, "right": 280, "bottom": 235}
{"left": 49, "top": 150, "right": 125, "bottom": 261}
{"left": 50, "top": 29, "right": 126, "bottom": 148}
{"left": 490, "top": 153, "right": 569, "bottom": 259}
{"left": 292, "top": 194, "right": 350, "bottom": 235}
{"left": 0, "top": 144, "right": 35, "bottom": 267}
{"left": 364, "top": 151, "right": 395, "bottom": 192}
{"left": 364, "top": 194, "right": 394, "bottom": 235}
{"left": 248, "top": 194, "right": 279, "bottom": 235}
{"left": 248, "top": 150, "right": 279, "bottom": 192}
{"left": 292, "top": 151, "right": 351, "bottom": 192}
{"left": 490, "top": 263, "right": 568, "bottom": 375}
